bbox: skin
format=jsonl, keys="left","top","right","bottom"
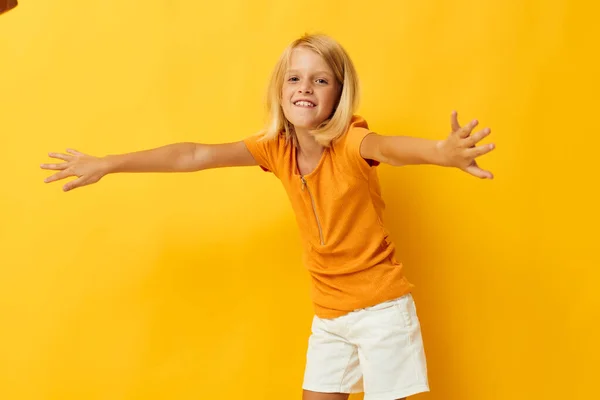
{"left": 302, "top": 390, "right": 405, "bottom": 400}
{"left": 283, "top": 47, "right": 408, "bottom": 400}
{"left": 40, "top": 45, "right": 494, "bottom": 400}
{"left": 281, "top": 46, "right": 340, "bottom": 176}
{"left": 39, "top": 46, "right": 495, "bottom": 190}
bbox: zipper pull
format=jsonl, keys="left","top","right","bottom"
{"left": 300, "top": 176, "right": 306, "bottom": 191}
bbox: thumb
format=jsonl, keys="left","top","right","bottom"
{"left": 465, "top": 164, "right": 493, "bottom": 179}
{"left": 450, "top": 110, "right": 461, "bottom": 132}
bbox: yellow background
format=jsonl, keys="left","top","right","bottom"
{"left": 1, "top": 1, "right": 598, "bottom": 399}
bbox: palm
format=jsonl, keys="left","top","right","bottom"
{"left": 446, "top": 111, "right": 495, "bottom": 179}
{"left": 40, "top": 149, "right": 105, "bottom": 191}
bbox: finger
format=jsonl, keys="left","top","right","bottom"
{"left": 66, "top": 149, "right": 85, "bottom": 156}
{"left": 44, "top": 170, "right": 73, "bottom": 183}
{"left": 458, "top": 119, "right": 479, "bottom": 138}
{"left": 466, "top": 127, "right": 492, "bottom": 147}
{"left": 40, "top": 162, "right": 68, "bottom": 170}
{"left": 47, "top": 152, "right": 73, "bottom": 162}
{"left": 467, "top": 142, "right": 495, "bottom": 158}
{"left": 63, "top": 177, "right": 85, "bottom": 192}
{"left": 465, "top": 164, "right": 494, "bottom": 179}
{"left": 451, "top": 110, "right": 461, "bottom": 132}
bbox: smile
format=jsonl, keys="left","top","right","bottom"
{"left": 294, "top": 101, "right": 316, "bottom": 108}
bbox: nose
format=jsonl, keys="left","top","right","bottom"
{"left": 298, "top": 83, "right": 313, "bottom": 94}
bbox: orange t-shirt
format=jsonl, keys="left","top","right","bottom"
{"left": 243, "top": 115, "right": 414, "bottom": 318}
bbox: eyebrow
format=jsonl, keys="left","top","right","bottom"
{"left": 286, "top": 69, "right": 334, "bottom": 77}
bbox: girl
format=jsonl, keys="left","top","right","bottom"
{"left": 41, "top": 34, "right": 494, "bottom": 400}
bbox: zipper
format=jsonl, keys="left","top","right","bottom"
{"left": 300, "top": 176, "right": 325, "bottom": 245}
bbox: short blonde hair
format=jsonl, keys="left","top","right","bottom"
{"left": 261, "top": 33, "right": 360, "bottom": 147}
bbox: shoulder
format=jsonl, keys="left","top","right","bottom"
{"left": 344, "top": 114, "right": 370, "bottom": 138}
{"left": 333, "top": 115, "right": 380, "bottom": 170}
{"left": 245, "top": 130, "right": 290, "bottom": 149}
{"left": 243, "top": 130, "right": 292, "bottom": 175}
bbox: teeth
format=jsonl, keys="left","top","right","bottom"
{"left": 294, "top": 101, "right": 315, "bottom": 107}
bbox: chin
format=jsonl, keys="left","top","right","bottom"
{"left": 284, "top": 113, "right": 326, "bottom": 131}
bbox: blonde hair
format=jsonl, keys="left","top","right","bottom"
{"left": 261, "top": 33, "right": 360, "bottom": 147}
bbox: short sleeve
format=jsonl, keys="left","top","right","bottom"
{"left": 342, "top": 116, "right": 380, "bottom": 176}
{"left": 243, "top": 132, "right": 280, "bottom": 176}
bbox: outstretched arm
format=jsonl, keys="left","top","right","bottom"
{"left": 41, "top": 141, "right": 257, "bottom": 192}
{"left": 360, "top": 111, "right": 495, "bottom": 179}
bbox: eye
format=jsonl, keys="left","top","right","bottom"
{"left": 288, "top": 76, "right": 299, "bottom": 82}
{"left": 316, "top": 79, "right": 328, "bottom": 84}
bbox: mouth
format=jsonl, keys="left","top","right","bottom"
{"left": 293, "top": 100, "right": 317, "bottom": 108}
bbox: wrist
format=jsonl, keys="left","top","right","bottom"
{"left": 434, "top": 140, "right": 450, "bottom": 167}
{"left": 100, "top": 155, "right": 118, "bottom": 175}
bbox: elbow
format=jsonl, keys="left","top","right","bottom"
{"left": 180, "top": 143, "right": 206, "bottom": 172}
{"left": 378, "top": 148, "right": 403, "bottom": 167}
{"left": 386, "top": 158, "right": 406, "bottom": 167}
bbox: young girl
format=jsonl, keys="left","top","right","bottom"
{"left": 41, "top": 34, "right": 494, "bottom": 400}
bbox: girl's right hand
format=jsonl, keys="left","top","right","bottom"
{"left": 41, "top": 149, "right": 110, "bottom": 192}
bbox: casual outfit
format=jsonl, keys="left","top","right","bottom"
{"left": 243, "top": 115, "right": 430, "bottom": 398}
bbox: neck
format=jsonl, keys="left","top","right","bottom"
{"left": 294, "top": 126, "right": 324, "bottom": 158}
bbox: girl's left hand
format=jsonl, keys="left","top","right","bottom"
{"left": 437, "top": 111, "right": 495, "bottom": 179}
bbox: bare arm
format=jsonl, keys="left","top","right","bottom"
{"left": 361, "top": 135, "right": 443, "bottom": 167}
{"left": 104, "top": 141, "right": 257, "bottom": 172}
{"left": 41, "top": 141, "right": 257, "bottom": 191}
{"left": 360, "top": 111, "right": 495, "bottom": 179}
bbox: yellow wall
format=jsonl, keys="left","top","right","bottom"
{"left": 1, "top": 1, "right": 598, "bottom": 399}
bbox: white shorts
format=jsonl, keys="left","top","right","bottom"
{"left": 302, "top": 293, "right": 430, "bottom": 400}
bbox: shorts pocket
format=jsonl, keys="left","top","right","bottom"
{"left": 394, "top": 294, "right": 417, "bottom": 328}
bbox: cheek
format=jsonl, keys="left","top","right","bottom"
{"left": 282, "top": 85, "right": 294, "bottom": 100}
{"left": 321, "top": 89, "right": 339, "bottom": 112}
{"left": 280, "top": 88, "right": 290, "bottom": 107}
{"left": 280, "top": 91, "right": 292, "bottom": 116}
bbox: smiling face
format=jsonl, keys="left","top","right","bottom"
{"left": 281, "top": 46, "right": 341, "bottom": 132}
